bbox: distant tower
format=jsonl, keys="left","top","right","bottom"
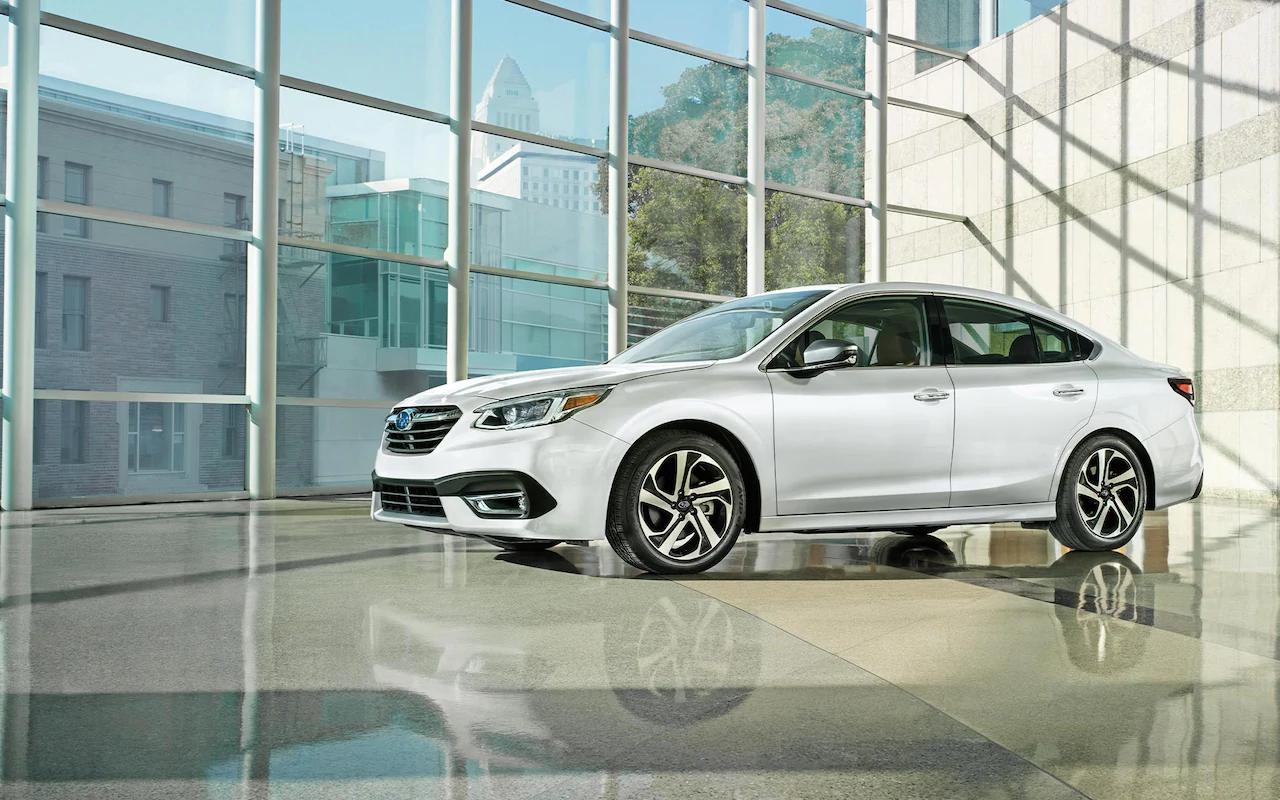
{"left": 474, "top": 56, "right": 540, "bottom": 168}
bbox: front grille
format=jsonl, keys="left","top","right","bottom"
{"left": 378, "top": 482, "right": 444, "bottom": 518}
{"left": 384, "top": 406, "right": 462, "bottom": 454}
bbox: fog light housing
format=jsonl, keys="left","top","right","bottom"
{"left": 462, "top": 490, "right": 528, "bottom": 518}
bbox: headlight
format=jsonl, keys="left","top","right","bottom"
{"left": 473, "top": 386, "right": 612, "bottom": 430}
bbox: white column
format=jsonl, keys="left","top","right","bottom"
{"left": 247, "top": 0, "right": 281, "bottom": 499}
{"left": 1, "top": 0, "right": 40, "bottom": 511}
{"left": 607, "top": 0, "right": 630, "bottom": 357}
{"left": 446, "top": 0, "right": 473, "bottom": 382}
{"left": 746, "top": 0, "right": 767, "bottom": 295}
{"left": 865, "top": 0, "right": 889, "bottom": 283}
{"left": 978, "top": 0, "right": 996, "bottom": 44}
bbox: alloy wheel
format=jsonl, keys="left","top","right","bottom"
{"left": 637, "top": 449, "right": 734, "bottom": 561}
{"left": 1075, "top": 448, "right": 1141, "bottom": 538}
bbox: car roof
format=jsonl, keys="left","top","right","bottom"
{"left": 763, "top": 281, "right": 1129, "bottom": 357}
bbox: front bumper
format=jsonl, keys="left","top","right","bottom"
{"left": 371, "top": 414, "right": 629, "bottom": 541}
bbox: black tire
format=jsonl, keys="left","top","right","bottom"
{"left": 1048, "top": 434, "right": 1147, "bottom": 551}
{"left": 481, "top": 536, "right": 560, "bottom": 552}
{"left": 889, "top": 526, "right": 943, "bottom": 536}
{"left": 606, "top": 430, "right": 746, "bottom": 574}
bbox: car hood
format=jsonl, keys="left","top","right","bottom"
{"left": 399, "top": 361, "right": 713, "bottom": 405}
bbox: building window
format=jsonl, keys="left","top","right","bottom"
{"left": 522, "top": 181, "right": 529, "bottom": 192}
{"left": 223, "top": 405, "right": 243, "bottom": 459}
{"left": 542, "top": 167, "right": 549, "bottom": 177}
{"left": 532, "top": 181, "right": 539, "bottom": 191}
{"left": 62, "top": 276, "right": 89, "bottom": 351}
{"left": 150, "top": 285, "right": 171, "bottom": 323}
{"left": 36, "top": 156, "right": 48, "bottom": 232}
{"left": 60, "top": 400, "right": 88, "bottom": 465}
{"left": 552, "top": 183, "right": 559, "bottom": 194}
{"left": 522, "top": 166, "right": 529, "bottom": 176}
{"left": 152, "top": 179, "right": 173, "bottom": 218}
{"left": 224, "top": 193, "right": 246, "bottom": 256}
{"left": 35, "top": 272, "right": 48, "bottom": 349}
{"left": 64, "top": 163, "right": 91, "bottom": 237}
{"left": 553, "top": 199, "right": 559, "bottom": 207}
{"left": 127, "top": 403, "right": 185, "bottom": 473}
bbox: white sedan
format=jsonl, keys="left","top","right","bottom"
{"left": 371, "top": 283, "right": 1203, "bottom": 574}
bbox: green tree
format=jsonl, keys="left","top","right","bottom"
{"left": 602, "top": 22, "right": 866, "bottom": 312}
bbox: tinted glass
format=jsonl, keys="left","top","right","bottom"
{"left": 44, "top": 0, "right": 254, "bottom": 64}
{"left": 773, "top": 295, "right": 929, "bottom": 369}
{"left": 1032, "top": 317, "right": 1088, "bottom": 362}
{"left": 765, "top": 74, "right": 864, "bottom": 198}
{"left": 630, "top": 0, "right": 748, "bottom": 59}
{"left": 627, "top": 296, "right": 718, "bottom": 347}
{"left": 941, "top": 298, "right": 1037, "bottom": 365}
{"left": 766, "top": 6, "right": 866, "bottom": 91}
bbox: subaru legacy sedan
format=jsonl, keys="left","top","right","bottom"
{"left": 371, "top": 283, "right": 1203, "bottom": 574}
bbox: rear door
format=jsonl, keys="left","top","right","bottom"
{"left": 939, "top": 296, "right": 1098, "bottom": 507}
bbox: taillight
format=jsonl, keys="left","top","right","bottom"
{"left": 1168, "top": 377, "right": 1194, "bottom": 406}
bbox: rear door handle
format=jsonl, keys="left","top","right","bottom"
{"left": 1053, "top": 386, "right": 1086, "bottom": 397}
{"left": 913, "top": 389, "right": 951, "bottom": 402}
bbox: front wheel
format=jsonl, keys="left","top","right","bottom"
{"left": 1048, "top": 435, "right": 1147, "bottom": 551}
{"left": 606, "top": 430, "right": 746, "bottom": 574}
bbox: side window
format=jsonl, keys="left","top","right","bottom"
{"left": 941, "top": 298, "right": 1036, "bottom": 365}
{"left": 1031, "top": 316, "right": 1088, "bottom": 362}
{"left": 775, "top": 295, "right": 930, "bottom": 369}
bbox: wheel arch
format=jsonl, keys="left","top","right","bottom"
{"left": 621, "top": 420, "right": 763, "bottom": 534}
{"left": 1062, "top": 426, "right": 1158, "bottom": 511}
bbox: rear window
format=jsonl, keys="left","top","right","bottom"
{"left": 941, "top": 297, "right": 1092, "bottom": 365}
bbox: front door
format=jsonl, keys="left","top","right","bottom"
{"left": 769, "top": 294, "right": 955, "bottom": 515}
{"left": 939, "top": 297, "right": 1098, "bottom": 507}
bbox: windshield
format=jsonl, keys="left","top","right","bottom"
{"left": 613, "top": 290, "right": 832, "bottom": 364}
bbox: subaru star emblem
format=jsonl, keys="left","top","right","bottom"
{"left": 394, "top": 410, "right": 414, "bottom": 431}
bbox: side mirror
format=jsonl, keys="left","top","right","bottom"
{"left": 790, "top": 339, "right": 860, "bottom": 377}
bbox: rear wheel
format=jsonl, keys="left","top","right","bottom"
{"left": 1049, "top": 435, "right": 1146, "bottom": 551}
{"left": 606, "top": 430, "right": 745, "bottom": 574}
{"left": 481, "top": 536, "right": 560, "bottom": 552}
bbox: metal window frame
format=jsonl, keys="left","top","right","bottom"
{"left": 4, "top": 0, "right": 973, "bottom": 510}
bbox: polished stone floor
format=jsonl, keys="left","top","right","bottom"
{"left": 0, "top": 498, "right": 1277, "bottom": 799}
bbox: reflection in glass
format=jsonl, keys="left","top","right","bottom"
{"left": 472, "top": 0, "right": 609, "bottom": 150}
{"left": 915, "top": 0, "right": 980, "bottom": 72}
{"left": 765, "top": 190, "right": 863, "bottom": 289}
{"left": 468, "top": 274, "right": 608, "bottom": 376}
{"left": 997, "top": 0, "right": 1066, "bottom": 37}
{"left": 765, "top": 75, "right": 864, "bottom": 199}
{"left": 281, "top": 0, "right": 451, "bottom": 113}
{"left": 626, "top": 296, "right": 717, "bottom": 347}
{"left": 629, "top": 41, "right": 746, "bottom": 176}
{"left": 626, "top": 166, "right": 747, "bottom": 297}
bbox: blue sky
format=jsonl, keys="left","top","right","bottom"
{"left": 30, "top": 0, "right": 866, "bottom": 180}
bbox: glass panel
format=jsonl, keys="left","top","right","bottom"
{"left": 630, "top": 0, "right": 748, "bottom": 59}
{"left": 469, "top": 274, "right": 608, "bottom": 376}
{"left": 39, "top": 29, "right": 254, "bottom": 228}
{"left": 472, "top": 0, "right": 609, "bottom": 150}
{"left": 471, "top": 135, "right": 607, "bottom": 275}
{"left": 785, "top": 1, "right": 868, "bottom": 27}
{"left": 915, "top": 0, "right": 980, "bottom": 72}
{"left": 276, "top": 404, "right": 384, "bottom": 491}
{"left": 998, "top": 0, "right": 1065, "bottom": 36}
{"left": 626, "top": 296, "right": 718, "bottom": 347}
{"left": 33, "top": 403, "right": 246, "bottom": 501}
{"left": 36, "top": 215, "right": 247, "bottom": 392}
{"left": 278, "top": 89, "right": 449, "bottom": 251}
{"left": 765, "top": 75, "right": 865, "bottom": 198}
{"left": 629, "top": 41, "right": 746, "bottom": 176}
{"left": 281, "top": 0, "right": 451, "bottom": 114}
{"left": 765, "top": 190, "right": 864, "bottom": 289}
{"left": 766, "top": 6, "right": 866, "bottom": 91}
{"left": 43, "top": 0, "right": 255, "bottom": 64}
{"left": 788, "top": 295, "right": 930, "bottom": 368}
{"left": 627, "top": 165, "right": 746, "bottom": 297}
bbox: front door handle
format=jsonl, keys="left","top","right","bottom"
{"left": 913, "top": 389, "right": 951, "bottom": 402}
{"left": 1053, "top": 386, "right": 1086, "bottom": 397}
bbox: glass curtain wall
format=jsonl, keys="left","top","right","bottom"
{"left": 4, "top": 0, "right": 976, "bottom": 506}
